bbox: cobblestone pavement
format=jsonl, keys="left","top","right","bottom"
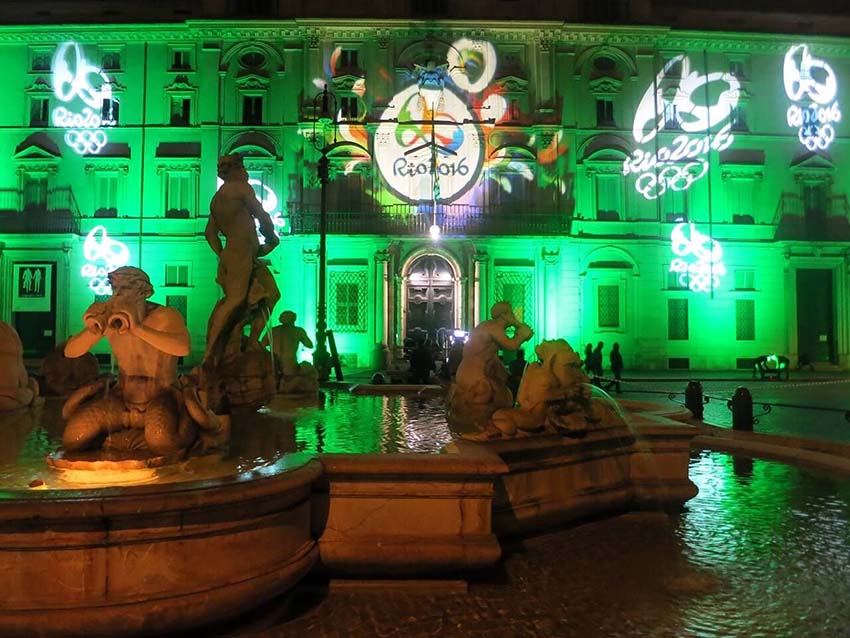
{"left": 223, "top": 512, "right": 698, "bottom": 638}
{"left": 212, "top": 371, "right": 850, "bottom": 638}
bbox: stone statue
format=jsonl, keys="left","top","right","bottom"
{"left": 0, "top": 322, "right": 39, "bottom": 411}
{"left": 489, "top": 339, "right": 625, "bottom": 438}
{"left": 61, "top": 267, "right": 220, "bottom": 457}
{"left": 446, "top": 301, "right": 533, "bottom": 432}
{"left": 40, "top": 340, "right": 99, "bottom": 396}
{"left": 201, "top": 154, "right": 280, "bottom": 406}
{"left": 265, "top": 311, "right": 319, "bottom": 395}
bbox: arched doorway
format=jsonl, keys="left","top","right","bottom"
{"left": 404, "top": 254, "right": 457, "bottom": 351}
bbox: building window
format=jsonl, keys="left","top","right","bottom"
{"left": 730, "top": 105, "right": 747, "bottom": 131}
{"left": 242, "top": 95, "right": 263, "bottom": 125}
{"left": 166, "top": 294, "right": 188, "bottom": 321}
{"left": 101, "top": 98, "right": 119, "bottom": 126}
{"left": 596, "top": 99, "right": 615, "bottom": 127}
{"left": 22, "top": 173, "right": 48, "bottom": 211}
{"left": 31, "top": 53, "right": 51, "bottom": 72}
{"left": 165, "top": 264, "right": 190, "bottom": 287}
{"left": 726, "top": 177, "right": 754, "bottom": 219}
{"left": 340, "top": 96, "right": 359, "bottom": 120}
{"left": 495, "top": 270, "right": 533, "bottom": 325}
{"left": 595, "top": 173, "right": 624, "bottom": 220}
{"left": 668, "top": 298, "right": 689, "bottom": 340}
{"left": 667, "top": 268, "right": 688, "bottom": 290}
{"left": 29, "top": 97, "right": 49, "bottom": 127}
{"left": 330, "top": 270, "right": 367, "bottom": 332}
{"left": 802, "top": 182, "right": 827, "bottom": 217}
{"left": 736, "top": 299, "right": 755, "bottom": 341}
{"left": 339, "top": 49, "right": 358, "bottom": 69}
{"left": 165, "top": 171, "right": 193, "bottom": 217}
{"left": 663, "top": 102, "right": 680, "bottom": 130}
{"left": 729, "top": 60, "right": 746, "bottom": 79}
{"left": 94, "top": 172, "right": 119, "bottom": 215}
{"left": 734, "top": 269, "right": 755, "bottom": 290}
{"left": 170, "top": 96, "right": 192, "bottom": 126}
{"left": 597, "top": 285, "right": 620, "bottom": 328}
{"left": 101, "top": 51, "right": 121, "bottom": 71}
{"left": 661, "top": 187, "right": 688, "bottom": 219}
{"left": 172, "top": 49, "right": 192, "bottom": 70}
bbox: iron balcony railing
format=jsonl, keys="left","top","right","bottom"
{"left": 773, "top": 193, "right": 850, "bottom": 240}
{"left": 0, "top": 187, "right": 81, "bottom": 234}
{"left": 287, "top": 202, "right": 571, "bottom": 236}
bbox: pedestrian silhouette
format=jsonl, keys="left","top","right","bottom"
{"left": 591, "top": 342, "right": 604, "bottom": 385}
{"left": 604, "top": 343, "right": 623, "bottom": 393}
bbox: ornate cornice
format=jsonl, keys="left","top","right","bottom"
{"left": 0, "top": 20, "right": 846, "bottom": 57}
{"left": 155, "top": 162, "right": 200, "bottom": 174}
{"left": 84, "top": 161, "right": 130, "bottom": 175}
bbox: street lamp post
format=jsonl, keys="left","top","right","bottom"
{"left": 312, "top": 86, "right": 335, "bottom": 382}
{"left": 310, "top": 86, "right": 370, "bottom": 382}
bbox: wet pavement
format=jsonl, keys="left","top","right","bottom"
{"left": 214, "top": 372, "right": 850, "bottom": 638}
{"left": 222, "top": 450, "right": 850, "bottom": 638}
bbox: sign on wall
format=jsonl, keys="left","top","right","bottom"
{"left": 669, "top": 222, "right": 726, "bottom": 293}
{"left": 51, "top": 42, "right": 118, "bottom": 155}
{"left": 12, "top": 263, "right": 52, "bottom": 312}
{"left": 783, "top": 44, "right": 841, "bottom": 151}
{"left": 624, "top": 55, "right": 740, "bottom": 200}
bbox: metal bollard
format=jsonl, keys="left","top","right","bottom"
{"left": 728, "top": 386, "right": 754, "bottom": 431}
{"left": 684, "top": 380, "right": 705, "bottom": 420}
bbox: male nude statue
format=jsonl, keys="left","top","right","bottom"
{"left": 62, "top": 267, "right": 196, "bottom": 455}
{"left": 203, "top": 154, "right": 280, "bottom": 367}
{"left": 266, "top": 311, "right": 314, "bottom": 377}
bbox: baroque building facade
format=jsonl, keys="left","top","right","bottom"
{"left": 0, "top": 17, "right": 847, "bottom": 371}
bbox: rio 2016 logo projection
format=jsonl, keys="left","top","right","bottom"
{"left": 81, "top": 225, "right": 130, "bottom": 295}
{"left": 52, "top": 42, "right": 118, "bottom": 155}
{"left": 319, "top": 38, "right": 568, "bottom": 212}
{"left": 669, "top": 222, "right": 726, "bottom": 293}
{"left": 625, "top": 55, "right": 739, "bottom": 200}
{"left": 783, "top": 45, "right": 841, "bottom": 151}
{"left": 374, "top": 39, "right": 496, "bottom": 203}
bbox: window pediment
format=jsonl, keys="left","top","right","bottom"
{"left": 15, "top": 134, "right": 61, "bottom": 163}
{"left": 165, "top": 75, "right": 197, "bottom": 93}
{"left": 25, "top": 78, "right": 52, "bottom": 94}
{"left": 589, "top": 76, "right": 622, "bottom": 97}
{"left": 331, "top": 73, "right": 365, "bottom": 94}
{"left": 235, "top": 72, "right": 269, "bottom": 91}
{"left": 496, "top": 75, "right": 528, "bottom": 95}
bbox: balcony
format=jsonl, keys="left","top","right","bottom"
{"left": 0, "top": 187, "right": 81, "bottom": 234}
{"left": 773, "top": 193, "right": 850, "bottom": 241}
{"left": 287, "top": 202, "right": 571, "bottom": 237}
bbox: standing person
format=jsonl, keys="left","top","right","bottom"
{"left": 591, "top": 341, "right": 605, "bottom": 385}
{"left": 605, "top": 342, "right": 623, "bottom": 393}
{"left": 409, "top": 338, "right": 436, "bottom": 384}
{"left": 583, "top": 343, "right": 594, "bottom": 375}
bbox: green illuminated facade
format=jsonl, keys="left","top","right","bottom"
{"left": 0, "top": 18, "right": 848, "bottom": 371}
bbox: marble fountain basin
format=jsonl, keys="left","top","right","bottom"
{"left": 0, "top": 391, "right": 698, "bottom": 636}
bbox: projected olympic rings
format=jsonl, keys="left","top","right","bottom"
{"left": 783, "top": 44, "right": 841, "bottom": 151}
{"left": 51, "top": 41, "right": 117, "bottom": 156}
{"left": 80, "top": 225, "right": 130, "bottom": 295}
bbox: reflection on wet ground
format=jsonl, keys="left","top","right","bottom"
{"left": 229, "top": 451, "right": 850, "bottom": 638}
{"left": 0, "top": 392, "right": 454, "bottom": 490}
